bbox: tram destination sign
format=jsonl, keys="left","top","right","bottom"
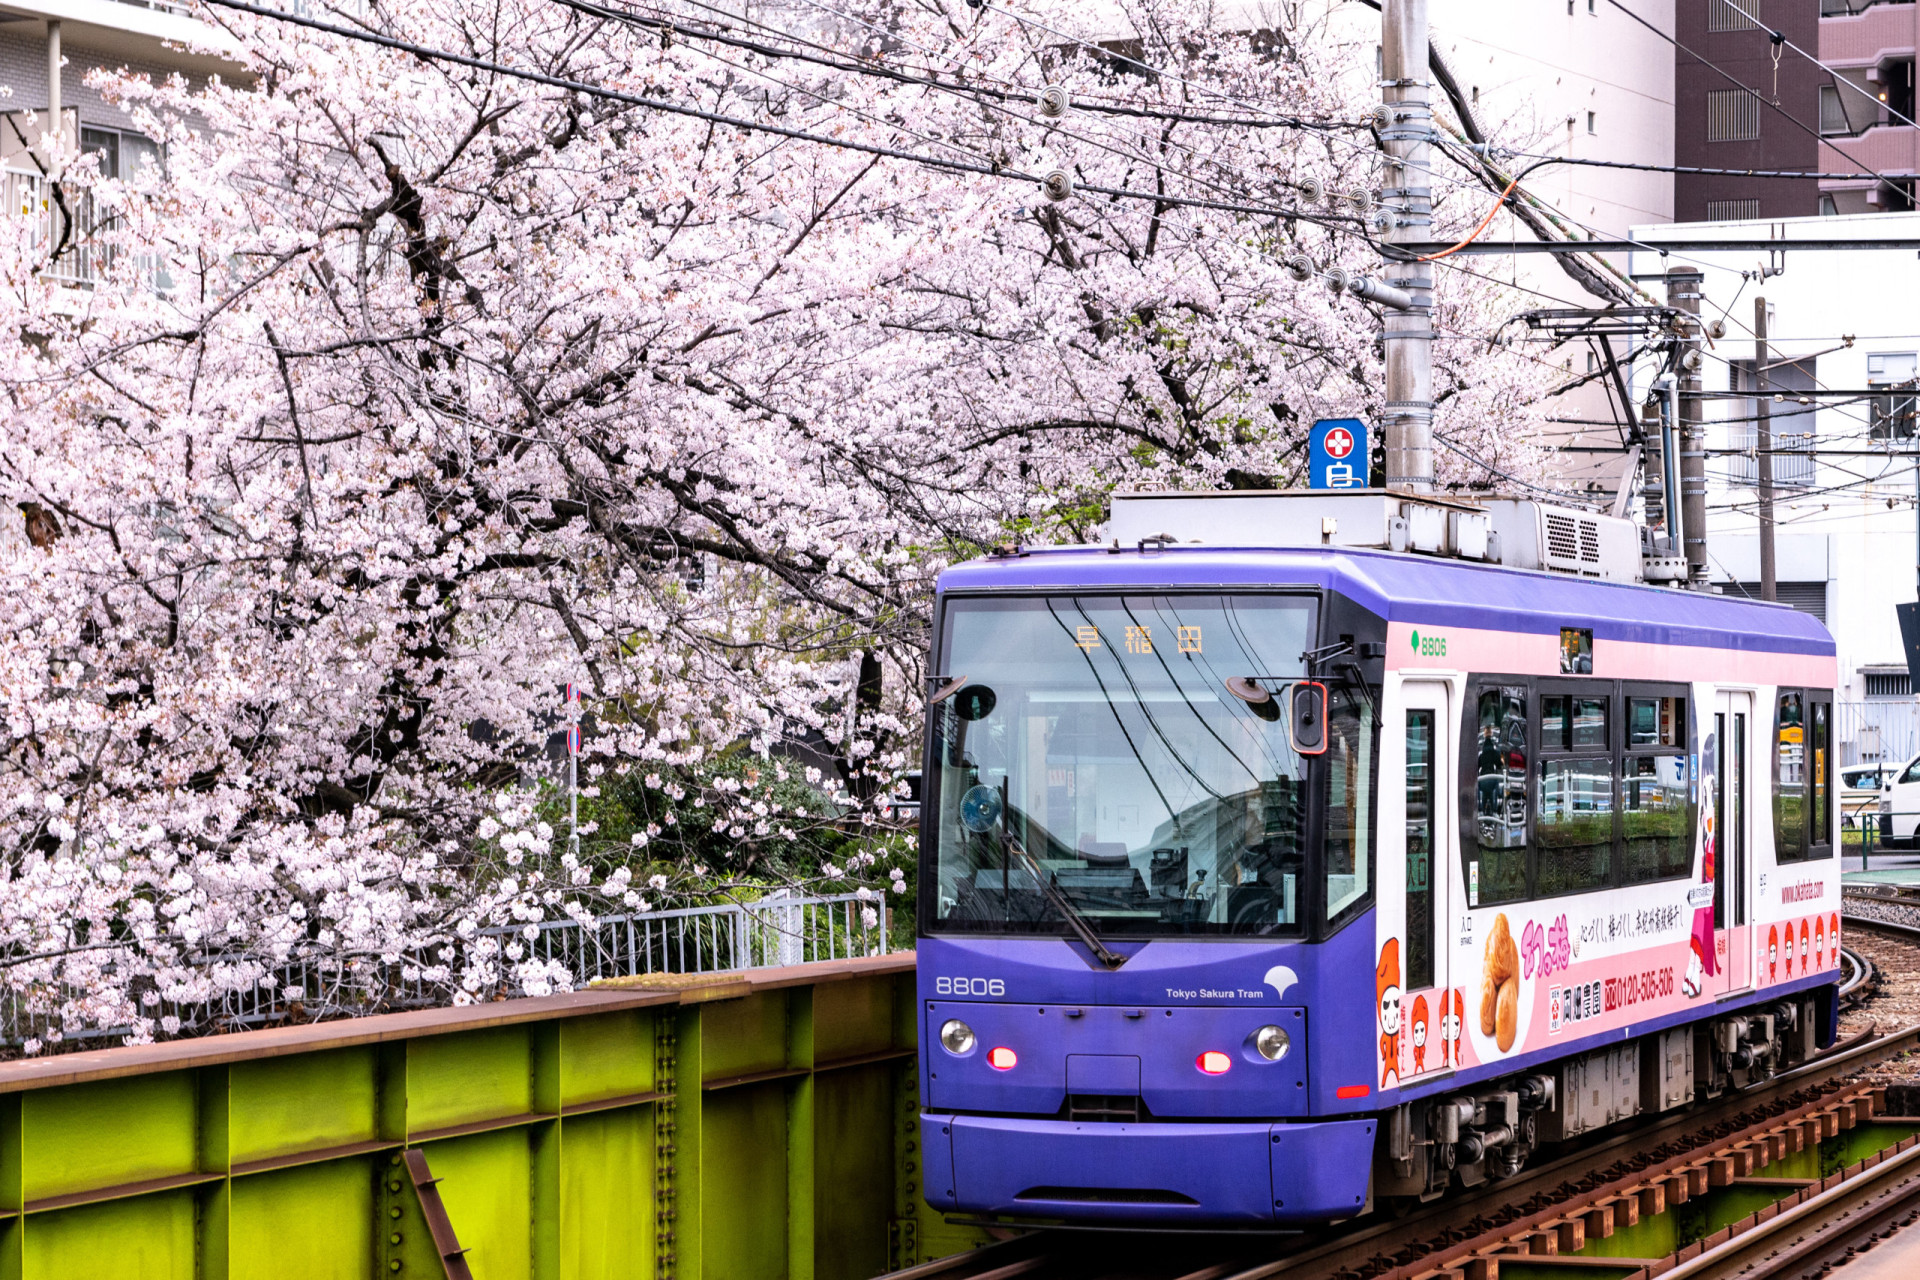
{"left": 1309, "top": 417, "right": 1367, "bottom": 490}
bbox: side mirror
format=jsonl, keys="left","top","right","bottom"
{"left": 1290, "top": 681, "right": 1328, "bottom": 756}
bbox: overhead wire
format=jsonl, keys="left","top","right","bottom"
{"left": 567, "top": 0, "right": 1364, "bottom": 232}
{"left": 1601, "top": 0, "right": 1904, "bottom": 194}
{"left": 1718, "top": 0, "right": 1920, "bottom": 132}
{"left": 196, "top": 0, "right": 1351, "bottom": 228}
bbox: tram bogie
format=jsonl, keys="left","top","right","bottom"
{"left": 916, "top": 491, "right": 1842, "bottom": 1226}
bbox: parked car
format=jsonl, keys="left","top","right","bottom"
{"left": 1875, "top": 755, "right": 1920, "bottom": 848}
{"left": 1843, "top": 763, "right": 1895, "bottom": 831}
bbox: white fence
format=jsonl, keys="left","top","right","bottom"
{"left": 1, "top": 892, "right": 890, "bottom": 1053}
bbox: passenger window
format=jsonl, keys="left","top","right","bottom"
{"left": 1405, "top": 709, "right": 1435, "bottom": 991}
{"left": 1541, "top": 695, "right": 1608, "bottom": 750}
{"left": 1324, "top": 687, "right": 1376, "bottom": 923}
{"left": 1469, "top": 686, "right": 1528, "bottom": 906}
{"left": 1809, "top": 695, "right": 1832, "bottom": 856}
{"left": 1536, "top": 757, "right": 1613, "bottom": 894}
{"left": 1624, "top": 755, "right": 1690, "bottom": 881}
{"left": 1628, "top": 696, "right": 1683, "bottom": 747}
{"left": 1775, "top": 691, "right": 1806, "bottom": 863}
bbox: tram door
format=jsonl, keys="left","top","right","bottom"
{"left": 1714, "top": 691, "right": 1755, "bottom": 994}
{"left": 1401, "top": 681, "right": 1454, "bottom": 1075}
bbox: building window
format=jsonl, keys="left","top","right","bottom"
{"left": 1865, "top": 671, "right": 1913, "bottom": 700}
{"left": 1819, "top": 194, "right": 1839, "bottom": 216}
{"left": 1820, "top": 86, "right": 1852, "bottom": 136}
{"left": 1707, "top": 89, "right": 1761, "bottom": 142}
{"left": 1706, "top": 198, "right": 1760, "bottom": 220}
{"left": 1587, "top": 111, "right": 1597, "bottom": 133}
{"left": 1869, "top": 353, "right": 1918, "bottom": 440}
{"left": 1730, "top": 356, "right": 1816, "bottom": 487}
{"left": 1708, "top": 0, "right": 1760, "bottom": 32}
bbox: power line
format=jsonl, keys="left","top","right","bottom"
{"left": 573, "top": 0, "right": 1341, "bottom": 228}
{"left": 198, "top": 0, "right": 1344, "bottom": 228}
{"left": 1492, "top": 150, "right": 1886, "bottom": 183}
{"left": 1718, "top": 0, "right": 1920, "bottom": 133}
{"left": 1601, "top": 0, "right": 1903, "bottom": 194}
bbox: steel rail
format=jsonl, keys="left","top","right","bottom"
{"left": 890, "top": 1022, "right": 1920, "bottom": 1280}
{"left": 1839, "top": 945, "right": 1874, "bottom": 1001}
{"left": 1639, "top": 1136, "right": 1920, "bottom": 1280}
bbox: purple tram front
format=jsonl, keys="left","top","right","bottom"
{"left": 915, "top": 498, "right": 1841, "bottom": 1226}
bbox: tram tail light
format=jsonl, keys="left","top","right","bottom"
{"left": 988, "top": 1046, "right": 1018, "bottom": 1071}
{"left": 1197, "top": 1050, "right": 1232, "bottom": 1075}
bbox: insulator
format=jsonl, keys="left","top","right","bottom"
{"left": 1368, "top": 208, "right": 1395, "bottom": 234}
{"left": 1283, "top": 253, "right": 1315, "bottom": 283}
{"left": 1368, "top": 103, "right": 1394, "bottom": 130}
{"left": 1346, "top": 188, "right": 1374, "bottom": 212}
{"left": 1296, "top": 176, "right": 1325, "bottom": 205}
{"left": 1324, "top": 266, "right": 1352, "bottom": 294}
{"left": 1037, "top": 85, "right": 1069, "bottom": 119}
{"left": 1042, "top": 169, "right": 1074, "bottom": 202}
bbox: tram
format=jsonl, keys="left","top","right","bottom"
{"left": 915, "top": 490, "right": 1841, "bottom": 1225}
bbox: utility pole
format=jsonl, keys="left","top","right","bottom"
{"left": 1754, "top": 297, "right": 1777, "bottom": 602}
{"left": 1668, "top": 269, "right": 1711, "bottom": 589}
{"left": 1380, "top": 0, "right": 1434, "bottom": 492}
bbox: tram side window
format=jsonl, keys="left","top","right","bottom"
{"left": 1624, "top": 695, "right": 1689, "bottom": 884}
{"left": 1469, "top": 686, "right": 1529, "bottom": 906}
{"left": 1536, "top": 694, "right": 1613, "bottom": 895}
{"left": 1809, "top": 692, "right": 1833, "bottom": 858}
{"left": 1775, "top": 691, "right": 1806, "bottom": 863}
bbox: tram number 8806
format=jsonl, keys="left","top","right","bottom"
{"left": 936, "top": 977, "right": 1006, "bottom": 997}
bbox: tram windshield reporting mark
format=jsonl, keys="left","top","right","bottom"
{"left": 1309, "top": 417, "right": 1368, "bottom": 489}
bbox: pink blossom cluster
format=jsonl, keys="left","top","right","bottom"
{"left": 0, "top": 0, "right": 1557, "bottom": 1050}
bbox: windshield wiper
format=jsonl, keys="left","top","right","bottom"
{"left": 999, "top": 830, "right": 1127, "bottom": 970}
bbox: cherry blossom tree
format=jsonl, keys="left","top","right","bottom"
{"left": 0, "top": 0, "right": 1554, "bottom": 1049}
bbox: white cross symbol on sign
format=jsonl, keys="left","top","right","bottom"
{"left": 1324, "top": 427, "right": 1354, "bottom": 458}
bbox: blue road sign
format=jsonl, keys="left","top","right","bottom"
{"left": 1309, "top": 418, "right": 1368, "bottom": 489}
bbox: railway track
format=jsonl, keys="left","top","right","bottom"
{"left": 886, "top": 1023, "right": 1920, "bottom": 1280}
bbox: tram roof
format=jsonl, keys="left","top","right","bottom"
{"left": 936, "top": 546, "right": 1835, "bottom": 657}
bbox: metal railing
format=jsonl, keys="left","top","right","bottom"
{"left": 4, "top": 168, "right": 170, "bottom": 290}
{"left": 0, "top": 892, "right": 889, "bottom": 1052}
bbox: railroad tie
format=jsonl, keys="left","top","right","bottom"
{"left": 1688, "top": 1163, "right": 1711, "bottom": 1197}
{"left": 1584, "top": 1203, "right": 1615, "bottom": 1238}
{"left": 1662, "top": 1171, "right": 1690, "bottom": 1205}
{"left": 1637, "top": 1183, "right": 1665, "bottom": 1218}
{"left": 1614, "top": 1194, "right": 1640, "bottom": 1229}
{"left": 1707, "top": 1155, "right": 1736, "bottom": 1188}
{"left": 1462, "top": 1256, "right": 1498, "bottom": 1280}
{"left": 1555, "top": 1217, "right": 1585, "bottom": 1252}
{"left": 1525, "top": 1229, "right": 1558, "bottom": 1256}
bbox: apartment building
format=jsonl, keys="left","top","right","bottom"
{"left": 1674, "top": 0, "right": 1920, "bottom": 219}
{"left": 1, "top": 0, "right": 232, "bottom": 284}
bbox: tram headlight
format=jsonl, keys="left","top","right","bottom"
{"left": 938, "top": 1019, "right": 976, "bottom": 1056}
{"left": 1253, "top": 1025, "right": 1292, "bottom": 1062}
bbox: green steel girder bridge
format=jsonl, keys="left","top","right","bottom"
{"left": 0, "top": 955, "right": 990, "bottom": 1279}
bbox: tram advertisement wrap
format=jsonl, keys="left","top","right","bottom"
{"left": 1383, "top": 905, "right": 1838, "bottom": 1086}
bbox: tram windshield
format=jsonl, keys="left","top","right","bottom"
{"left": 924, "top": 593, "right": 1375, "bottom": 938}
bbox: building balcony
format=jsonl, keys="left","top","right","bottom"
{"left": 1822, "top": 1, "right": 1920, "bottom": 66}
{"left": 1816, "top": 124, "right": 1920, "bottom": 189}
{"left": 0, "top": 0, "right": 237, "bottom": 77}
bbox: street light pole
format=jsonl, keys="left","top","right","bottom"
{"left": 1381, "top": 0, "right": 1434, "bottom": 492}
